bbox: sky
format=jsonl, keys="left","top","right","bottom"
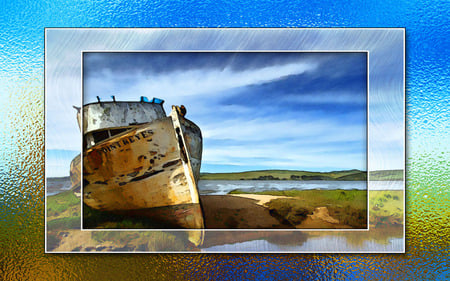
{"left": 45, "top": 29, "right": 404, "bottom": 177}
{"left": 81, "top": 52, "right": 367, "bottom": 173}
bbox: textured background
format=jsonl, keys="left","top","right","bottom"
{"left": 0, "top": 1, "right": 448, "bottom": 280}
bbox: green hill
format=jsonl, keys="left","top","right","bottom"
{"left": 369, "top": 170, "right": 403, "bottom": 181}
{"left": 200, "top": 169, "right": 367, "bottom": 181}
{"left": 200, "top": 169, "right": 403, "bottom": 181}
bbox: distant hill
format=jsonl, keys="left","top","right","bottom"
{"left": 369, "top": 170, "right": 403, "bottom": 181}
{"left": 200, "top": 169, "right": 367, "bottom": 181}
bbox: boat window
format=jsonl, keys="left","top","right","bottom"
{"left": 84, "top": 127, "right": 134, "bottom": 149}
{"left": 92, "top": 130, "right": 109, "bottom": 143}
{"left": 110, "top": 128, "right": 128, "bottom": 137}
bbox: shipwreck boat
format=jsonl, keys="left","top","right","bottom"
{"left": 77, "top": 96, "right": 204, "bottom": 230}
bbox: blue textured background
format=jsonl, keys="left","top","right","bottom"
{"left": 1, "top": 1, "right": 449, "bottom": 280}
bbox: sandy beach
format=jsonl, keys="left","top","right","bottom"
{"left": 229, "top": 194, "right": 292, "bottom": 206}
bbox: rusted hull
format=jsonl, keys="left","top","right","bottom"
{"left": 69, "top": 154, "right": 81, "bottom": 190}
{"left": 83, "top": 113, "right": 204, "bottom": 229}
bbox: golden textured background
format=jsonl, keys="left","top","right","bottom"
{"left": 1, "top": 1, "right": 449, "bottom": 280}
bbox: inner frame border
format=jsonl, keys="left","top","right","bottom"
{"left": 79, "top": 50, "right": 370, "bottom": 232}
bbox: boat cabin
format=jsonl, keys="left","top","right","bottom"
{"left": 82, "top": 97, "right": 165, "bottom": 149}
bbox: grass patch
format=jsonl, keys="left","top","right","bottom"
{"left": 47, "top": 216, "right": 81, "bottom": 230}
{"left": 327, "top": 205, "right": 367, "bottom": 228}
{"left": 229, "top": 188, "right": 366, "bottom": 208}
{"left": 47, "top": 190, "right": 82, "bottom": 232}
{"left": 266, "top": 199, "right": 313, "bottom": 225}
{"left": 47, "top": 190, "right": 80, "bottom": 217}
{"left": 369, "top": 190, "right": 403, "bottom": 226}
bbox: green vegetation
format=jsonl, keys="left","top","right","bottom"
{"left": 336, "top": 172, "right": 367, "bottom": 181}
{"left": 200, "top": 169, "right": 367, "bottom": 181}
{"left": 228, "top": 188, "right": 404, "bottom": 228}
{"left": 47, "top": 217, "right": 81, "bottom": 230}
{"left": 369, "top": 190, "right": 403, "bottom": 226}
{"left": 47, "top": 190, "right": 80, "bottom": 217}
{"left": 369, "top": 170, "right": 404, "bottom": 181}
{"left": 229, "top": 189, "right": 368, "bottom": 228}
{"left": 200, "top": 169, "right": 404, "bottom": 181}
{"left": 47, "top": 190, "right": 168, "bottom": 230}
{"left": 47, "top": 190, "right": 81, "bottom": 232}
{"left": 266, "top": 198, "right": 313, "bottom": 225}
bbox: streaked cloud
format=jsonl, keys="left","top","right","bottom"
{"left": 84, "top": 60, "right": 317, "bottom": 103}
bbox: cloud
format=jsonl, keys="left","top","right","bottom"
{"left": 202, "top": 115, "right": 365, "bottom": 142}
{"left": 281, "top": 91, "right": 367, "bottom": 105}
{"left": 46, "top": 149, "right": 80, "bottom": 177}
{"left": 200, "top": 114, "right": 367, "bottom": 171}
{"left": 202, "top": 141, "right": 366, "bottom": 171}
{"left": 370, "top": 121, "right": 404, "bottom": 144}
{"left": 84, "top": 61, "right": 318, "bottom": 103}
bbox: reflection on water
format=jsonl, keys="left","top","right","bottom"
{"left": 369, "top": 180, "right": 403, "bottom": 190}
{"left": 202, "top": 236, "right": 403, "bottom": 252}
{"left": 200, "top": 226, "right": 404, "bottom": 252}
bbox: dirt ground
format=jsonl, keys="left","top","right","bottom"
{"left": 200, "top": 195, "right": 351, "bottom": 229}
{"left": 200, "top": 195, "right": 292, "bottom": 229}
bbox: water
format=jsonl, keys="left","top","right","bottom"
{"left": 199, "top": 225, "right": 404, "bottom": 252}
{"left": 201, "top": 235, "right": 404, "bottom": 252}
{"left": 47, "top": 178, "right": 404, "bottom": 196}
{"left": 198, "top": 180, "right": 369, "bottom": 195}
{"left": 369, "top": 180, "right": 404, "bottom": 190}
{"left": 46, "top": 178, "right": 403, "bottom": 196}
{"left": 46, "top": 178, "right": 72, "bottom": 196}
